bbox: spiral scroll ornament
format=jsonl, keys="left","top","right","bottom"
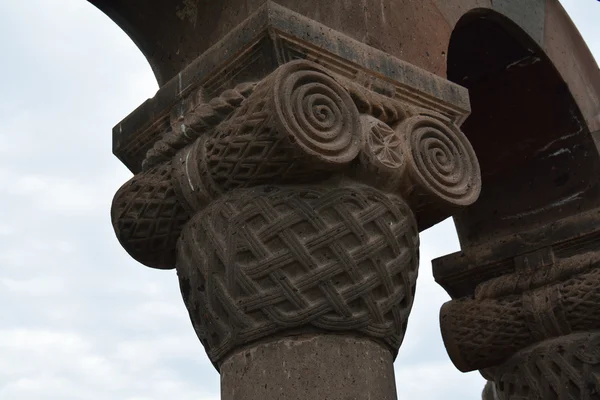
{"left": 400, "top": 116, "right": 481, "bottom": 207}
{"left": 272, "top": 61, "right": 363, "bottom": 166}
{"left": 142, "top": 82, "right": 257, "bottom": 170}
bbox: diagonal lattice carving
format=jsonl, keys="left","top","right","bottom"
{"left": 490, "top": 332, "right": 600, "bottom": 400}
{"left": 440, "top": 261, "right": 600, "bottom": 372}
{"left": 111, "top": 163, "right": 189, "bottom": 269}
{"left": 142, "top": 82, "right": 257, "bottom": 171}
{"left": 176, "top": 184, "right": 419, "bottom": 365}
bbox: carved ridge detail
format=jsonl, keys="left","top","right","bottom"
{"left": 109, "top": 58, "right": 481, "bottom": 371}
{"left": 440, "top": 260, "right": 600, "bottom": 372}
{"left": 111, "top": 163, "right": 190, "bottom": 269}
{"left": 400, "top": 115, "right": 481, "bottom": 207}
{"left": 142, "top": 82, "right": 257, "bottom": 171}
{"left": 176, "top": 183, "right": 419, "bottom": 365}
{"left": 488, "top": 332, "right": 600, "bottom": 400}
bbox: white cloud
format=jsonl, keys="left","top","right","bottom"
{"left": 396, "top": 361, "right": 484, "bottom": 399}
{"left": 560, "top": 0, "right": 600, "bottom": 64}
{"left": 5, "top": 173, "right": 105, "bottom": 213}
{"left": 0, "top": 328, "right": 217, "bottom": 400}
{"left": 1, "top": 277, "right": 67, "bottom": 296}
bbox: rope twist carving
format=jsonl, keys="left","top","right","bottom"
{"left": 142, "top": 82, "right": 257, "bottom": 170}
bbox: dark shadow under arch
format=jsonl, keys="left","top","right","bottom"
{"left": 446, "top": 9, "right": 600, "bottom": 256}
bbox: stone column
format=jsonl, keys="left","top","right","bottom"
{"left": 108, "top": 4, "right": 480, "bottom": 399}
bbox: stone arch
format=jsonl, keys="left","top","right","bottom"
{"left": 435, "top": 0, "right": 547, "bottom": 46}
{"left": 433, "top": 9, "right": 600, "bottom": 396}
{"left": 434, "top": 3, "right": 600, "bottom": 298}
{"left": 447, "top": 7, "right": 599, "bottom": 251}
{"left": 435, "top": 0, "right": 600, "bottom": 131}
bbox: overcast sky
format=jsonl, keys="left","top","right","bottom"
{"left": 0, "top": 1, "right": 598, "bottom": 399}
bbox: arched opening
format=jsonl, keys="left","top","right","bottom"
{"left": 446, "top": 10, "right": 600, "bottom": 255}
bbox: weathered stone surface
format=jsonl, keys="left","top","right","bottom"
{"left": 544, "top": 0, "right": 600, "bottom": 133}
{"left": 111, "top": 162, "right": 189, "bottom": 269}
{"left": 107, "top": 18, "right": 480, "bottom": 396}
{"left": 220, "top": 334, "right": 398, "bottom": 400}
{"left": 441, "top": 257, "right": 600, "bottom": 372}
{"left": 485, "top": 332, "right": 600, "bottom": 399}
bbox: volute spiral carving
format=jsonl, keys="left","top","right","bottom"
{"left": 110, "top": 59, "right": 481, "bottom": 367}
{"left": 271, "top": 61, "right": 363, "bottom": 166}
{"left": 400, "top": 115, "right": 481, "bottom": 207}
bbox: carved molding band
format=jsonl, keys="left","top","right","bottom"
{"left": 440, "top": 259, "right": 600, "bottom": 372}
{"left": 341, "top": 79, "right": 409, "bottom": 124}
{"left": 176, "top": 184, "right": 419, "bottom": 365}
{"left": 474, "top": 250, "right": 596, "bottom": 300}
{"left": 487, "top": 332, "right": 600, "bottom": 400}
{"left": 111, "top": 60, "right": 481, "bottom": 270}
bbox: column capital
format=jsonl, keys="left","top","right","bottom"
{"left": 107, "top": 3, "right": 480, "bottom": 396}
